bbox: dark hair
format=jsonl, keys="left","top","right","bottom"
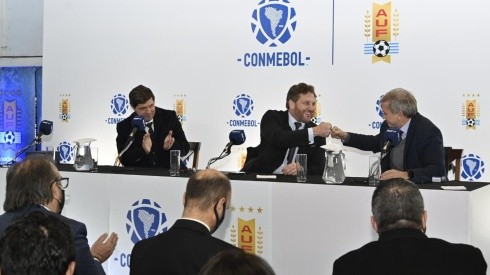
{"left": 0, "top": 212, "right": 76, "bottom": 275}
{"left": 198, "top": 249, "right": 276, "bottom": 275}
{"left": 184, "top": 169, "right": 231, "bottom": 211}
{"left": 380, "top": 88, "right": 418, "bottom": 118}
{"left": 129, "top": 85, "right": 155, "bottom": 108}
{"left": 3, "top": 155, "right": 58, "bottom": 212}
{"left": 285, "top": 83, "right": 316, "bottom": 109}
{"left": 371, "top": 178, "right": 425, "bottom": 233}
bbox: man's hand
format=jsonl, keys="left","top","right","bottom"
{"left": 313, "top": 122, "right": 332, "bottom": 137}
{"left": 142, "top": 133, "right": 152, "bottom": 153}
{"left": 331, "top": 126, "right": 348, "bottom": 140}
{"left": 163, "top": 130, "right": 175, "bottom": 150}
{"left": 282, "top": 163, "right": 297, "bottom": 176}
{"left": 90, "top": 232, "right": 118, "bottom": 263}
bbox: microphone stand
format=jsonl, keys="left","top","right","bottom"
{"left": 114, "top": 136, "right": 135, "bottom": 166}
{"left": 7, "top": 136, "right": 41, "bottom": 165}
{"left": 206, "top": 146, "right": 231, "bottom": 169}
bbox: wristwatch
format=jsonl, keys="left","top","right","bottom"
{"left": 407, "top": 170, "right": 414, "bottom": 179}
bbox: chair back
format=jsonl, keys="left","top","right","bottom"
{"left": 444, "top": 146, "right": 463, "bottom": 181}
{"left": 183, "top": 142, "right": 201, "bottom": 170}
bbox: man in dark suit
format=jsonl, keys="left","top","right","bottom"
{"left": 0, "top": 156, "right": 118, "bottom": 275}
{"left": 332, "top": 88, "right": 445, "bottom": 183}
{"left": 332, "top": 178, "right": 487, "bottom": 275}
{"left": 116, "top": 85, "right": 190, "bottom": 168}
{"left": 130, "top": 169, "right": 239, "bottom": 275}
{"left": 243, "top": 83, "right": 332, "bottom": 175}
{"left": 0, "top": 212, "right": 77, "bottom": 275}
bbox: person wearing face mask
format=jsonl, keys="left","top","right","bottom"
{"left": 242, "top": 82, "right": 332, "bottom": 176}
{"left": 0, "top": 155, "right": 119, "bottom": 275}
{"left": 130, "top": 169, "right": 239, "bottom": 275}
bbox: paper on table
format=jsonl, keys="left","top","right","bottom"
{"left": 441, "top": 186, "right": 467, "bottom": 191}
{"left": 257, "top": 175, "right": 277, "bottom": 179}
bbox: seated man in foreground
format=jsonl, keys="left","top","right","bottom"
{"left": 333, "top": 178, "right": 487, "bottom": 274}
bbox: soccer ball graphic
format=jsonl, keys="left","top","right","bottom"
{"left": 466, "top": 118, "right": 476, "bottom": 127}
{"left": 373, "top": 40, "right": 390, "bottom": 57}
{"left": 4, "top": 131, "right": 15, "bottom": 144}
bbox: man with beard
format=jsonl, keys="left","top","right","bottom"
{"left": 130, "top": 169, "right": 239, "bottom": 275}
{"left": 0, "top": 155, "right": 118, "bottom": 275}
{"left": 243, "top": 82, "right": 332, "bottom": 176}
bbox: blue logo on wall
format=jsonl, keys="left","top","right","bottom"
{"left": 126, "top": 199, "right": 168, "bottom": 244}
{"left": 252, "top": 0, "right": 296, "bottom": 47}
{"left": 57, "top": 141, "right": 73, "bottom": 163}
{"left": 111, "top": 94, "right": 129, "bottom": 116}
{"left": 233, "top": 94, "right": 254, "bottom": 117}
{"left": 461, "top": 154, "right": 485, "bottom": 181}
{"left": 368, "top": 95, "right": 384, "bottom": 129}
{"left": 106, "top": 94, "right": 129, "bottom": 125}
{"left": 238, "top": 0, "right": 309, "bottom": 67}
{"left": 228, "top": 94, "right": 259, "bottom": 127}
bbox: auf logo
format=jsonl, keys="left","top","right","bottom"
{"left": 126, "top": 199, "right": 168, "bottom": 244}
{"left": 111, "top": 94, "right": 129, "bottom": 116}
{"left": 461, "top": 154, "right": 485, "bottom": 181}
{"left": 251, "top": 0, "right": 297, "bottom": 47}
{"left": 233, "top": 94, "right": 254, "bottom": 117}
{"left": 57, "top": 142, "right": 73, "bottom": 163}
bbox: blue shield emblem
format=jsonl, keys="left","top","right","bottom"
{"left": 233, "top": 94, "right": 254, "bottom": 117}
{"left": 126, "top": 199, "right": 167, "bottom": 244}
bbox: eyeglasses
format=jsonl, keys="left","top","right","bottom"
{"left": 51, "top": 177, "right": 69, "bottom": 190}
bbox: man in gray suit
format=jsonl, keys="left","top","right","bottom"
{"left": 130, "top": 169, "right": 238, "bottom": 275}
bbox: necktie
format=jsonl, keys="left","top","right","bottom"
{"left": 146, "top": 122, "right": 154, "bottom": 139}
{"left": 286, "top": 122, "right": 302, "bottom": 164}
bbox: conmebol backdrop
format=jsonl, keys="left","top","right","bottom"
{"left": 42, "top": 0, "right": 488, "bottom": 181}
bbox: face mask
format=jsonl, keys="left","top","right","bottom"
{"left": 53, "top": 189, "right": 65, "bottom": 214}
{"left": 210, "top": 200, "right": 226, "bottom": 234}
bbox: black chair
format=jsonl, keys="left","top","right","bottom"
{"left": 241, "top": 145, "right": 260, "bottom": 172}
{"left": 444, "top": 146, "right": 463, "bottom": 181}
{"left": 183, "top": 142, "right": 201, "bottom": 170}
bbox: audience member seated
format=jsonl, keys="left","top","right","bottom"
{"left": 332, "top": 178, "right": 487, "bottom": 275}
{"left": 0, "top": 211, "right": 76, "bottom": 275}
{"left": 198, "top": 249, "right": 276, "bottom": 275}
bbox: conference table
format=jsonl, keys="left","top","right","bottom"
{"left": 1, "top": 165, "right": 489, "bottom": 275}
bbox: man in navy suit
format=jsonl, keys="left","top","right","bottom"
{"left": 130, "top": 169, "right": 238, "bottom": 275}
{"left": 332, "top": 88, "right": 445, "bottom": 183}
{"left": 333, "top": 178, "right": 487, "bottom": 275}
{"left": 0, "top": 156, "right": 118, "bottom": 275}
{"left": 116, "top": 85, "right": 190, "bottom": 168}
{"left": 243, "top": 83, "right": 332, "bottom": 175}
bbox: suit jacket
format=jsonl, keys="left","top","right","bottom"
{"left": 333, "top": 228, "right": 487, "bottom": 275}
{"left": 345, "top": 113, "right": 445, "bottom": 183}
{"left": 130, "top": 219, "right": 238, "bottom": 275}
{"left": 116, "top": 107, "right": 189, "bottom": 168}
{"left": 245, "top": 110, "right": 326, "bottom": 175}
{"left": 0, "top": 205, "right": 105, "bottom": 275}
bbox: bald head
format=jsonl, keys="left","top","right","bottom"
{"left": 184, "top": 169, "right": 231, "bottom": 212}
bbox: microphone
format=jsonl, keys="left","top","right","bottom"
{"left": 114, "top": 116, "right": 145, "bottom": 166}
{"left": 129, "top": 116, "right": 145, "bottom": 139}
{"left": 9, "top": 120, "right": 54, "bottom": 164}
{"left": 382, "top": 128, "right": 402, "bottom": 154}
{"left": 206, "top": 130, "right": 246, "bottom": 169}
{"left": 35, "top": 120, "right": 53, "bottom": 142}
{"left": 224, "top": 130, "right": 246, "bottom": 154}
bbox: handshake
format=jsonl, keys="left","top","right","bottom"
{"left": 313, "top": 123, "right": 348, "bottom": 140}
